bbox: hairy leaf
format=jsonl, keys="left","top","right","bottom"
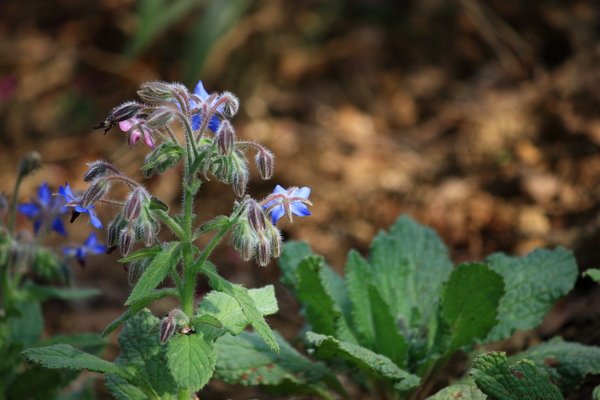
{"left": 167, "top": 334, "right": 215, "bottom": 392}
{"left": 25, "top": 285, "right": 99, "bottom": 301}
{"left": 305, "top": 332, "right": 420, "bottom": 392}
{"left": 427, "top": 384, "right": 486, "bottom": 400}
{"left": 8, "top": 300, "right": 43, "bottom": 346}
{"left": 118, "top": 246, "right": 161, "bottom": 263}
{"left": 125, "top": 242, "right": 180, "bottom": 305}
{"left": 583, "top": 268, "right": 600, "bottom": 283}
{"left": 440, "top": 263, "right": 504, "bottom": 351}
{"left": 471, "top": 352, "right": 562, "bottom": 400}
{"left": 485, "top": 247, "right": 577, "bottom": 342}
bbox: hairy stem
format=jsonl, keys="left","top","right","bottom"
{"left": 156, "top": 210, "right": 185, "bottom": 239}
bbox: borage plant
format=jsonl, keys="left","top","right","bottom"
{"left": 24, "top": 81, "right": 313, "bottom": 399}
{"left": 216, "top": 215, "right": 600, "bottom": 399}
{"left": 0, "top": 152, "right": 105, "bottom": 399}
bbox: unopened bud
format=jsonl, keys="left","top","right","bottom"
{"left": 118, "top": 225, "right": 135, "bottom": 256}
{"left": 231, "top": 223, "right": 257, "bottom": 262}
{"left": 257, "top": 238, "right": 271, "bottom": 267}
{"left": 245, "top": 199, "right": 267, "bottom": 234}
{"left": 81, "top": 180, "right": 110, "bottom": 208}
{"left": 83, "top": 160, "right": 121, "bottom": 182}
{"left": 145, "top": 107, "right": 175, "bottom": 129}
{"left": 137, "top": 81, "right": 175, "bottom": 103}
{"left": 216, "top": 121, "right": 235, "bottom": 155}
{"left": 107, "top": 214, "right": 126, "bottom": 248}
{"left": 232, "top": 171, "right": 248, "bottom": 198}
{"left": 139, "top": 219, "right": 157, "bottom": 247}
{"left": 94, "top": 102, "right": 142, "bottom": 134}
{"left": 219, "top": 92, "right": 239, "bottom": 118}
{"left": 127, "top": 259, "right": 148, "bottom": 286}
{"left": 159, "top": 315, "right": 177, "bottom": 344}
{"left": 124, "top": 187, "right": 149, "bottom": 221}
{"left": 254, "top": 147, "right": 274, "bottom": 180}
{"left": 17, "top": 151, "right": 42, "bottom": 178}
{"left": 269, "top": 227, "right": 282, "bottom": 258}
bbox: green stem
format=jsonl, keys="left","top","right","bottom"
{"left": 180, "top": 182, "right": 196, "bottom": 317}
{"left": 156, "top": 210, "right": 185, "bottom": 239}
{"left": 7, "top": 175, "right": 23, "bottom": 235}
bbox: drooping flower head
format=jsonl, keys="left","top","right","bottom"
{"left": 118, "top": 117, "right": 156, "bottom": 148}
{"left": 18, "top": 183, "right": 68, "bottom": 236}
{"left": 262, "top": 185, "right": 312, "bottom": 225}
{"left": 189, "top": 81, "right": 222, "bottom": 133}
{"left": 64, "top": 232, "right": 107, "bottom": 266}
{"left": 57, "top": 183, "right": 103, "bottom": 229}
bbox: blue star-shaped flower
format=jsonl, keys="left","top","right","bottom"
{"left": 18, "top": 183, "right": 68, "bottom": 236}
{"left": 64, "top": 232, "right": 107, "bottom": 266}
{"left": 263, "top": 185, "right": 312, "bottom": 225}
{"left": 189, "top": 81, "right": 222, "bottom": 133}
{"left": 57, "top": 183, "right": 103, "bottom": 229}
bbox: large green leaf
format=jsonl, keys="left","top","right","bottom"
{"left": 216, "top": 332, "right": 338, "bottom": 398}
{"left": 427, "top": 384, "right": 486, "bottom": 400}
{"left": 105, "top": 309, "right": 177, "bottom": 399}
{"left": 25, "top": 284, "right": 99, "bottom": 301}
{"left": 305, "top": 332, "right": 420, "bottom": 392}
{"left": 485, "top": 247, "right": 577, "bottom": 342}
{"left": 201, "top": 263, "right": 278, "bottom": 351}
{"left": 471, "top": 352, "right": 563, "bottom": 400}
{"left": 440, "top": 263, "right": 504, "bottom": 351}
{"left": 346, "top": 250, "right": 407, "bottom": 366}
{"left": 512, "top": 338, "right": 600, "bottom": 394}
{"left": 8, "top": 299, "right": 43, "bottom": 346}
{"left": 197, "top": 285, "right": 277, "bottom": 337}
{"left": 23, "top": 345, "right": 129, "bottom": 379}
{"left": 6, "top": 366, "right": 67, "bottom": 400}
{"left": 125, "top": 242, "right": 180, "bottom": 305}
{"left": 167, "top": 333, "right": 216, "bottom": 392}
{"left": 368, "top": 215, "right": 453, "bottom": 329}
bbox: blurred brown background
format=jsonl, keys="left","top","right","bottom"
{"left": 1, "top": 0, "right": 600, "bottom": 398}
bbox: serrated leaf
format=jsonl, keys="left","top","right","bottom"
{"left": 106, "top": 309, "right": 177, "bottom": 399}
{"left": 125, "top": 242, "right": 180, "bottom": 305}
{"left": 427, "top": 384, "right": 486, "bottom": 400}
{"left": 512, "top": 337, "right": 600, "bottom": 394}
{"left": 368, "top": 215, "right": 453, "bottom": 329}
{"left": 201, "top": 263, "right": 279, "bottom": 351}
{"left": 485, "top": 247, "right": 577, "bottom": 342}
{"left": 167, "top": 333, "right": 216, "bottom": 392}
{"left": 440, "top": 263, "right": 504, "bottom": 351}
{"left": 471, "top": 352, "right": 562, "bottom": 400}
{"left": 118, "top": 246, "right": 161, "bottom": 263}
{"left": 346, "top": 250, "right": 407, "bottom": 367}
{"left": 305, "top": 332, "right": 420, "bottom": 392}
{"left": 38, "top": 333, "right": 106, "bottom": 353}
{"left": 197, "top": 285, "right": 278, "bottom": 337}
{"left": 584, "top": 268, "right": 600, "bottom": 283}
{"left": 23, "top": 344, "right": 129, "bottom": 378}
{"left": 216, "top": 331, "right": 339, "bottom": 398}
{"left": 25, "top": 284, "right": 99, "bottom": 301}
{"left": 279, "top": 241, "right": 314, "bottom": 288}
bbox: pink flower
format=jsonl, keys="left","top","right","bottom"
{"left": 119, "top": 117, "right": 155, "bottom": 148}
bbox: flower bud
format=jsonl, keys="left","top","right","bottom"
{"left": 81, "top": 180, "right": 110, "bottom": 208}
{"left": 269, "top": 226, "right": 282, "bottom": 258}
{"left": 232, "top": 171, "right": 248, "bottom": 198}
{"left": 145, "top": 107, "right": 175, "bottom": 129}
{"left": 83, "top": 160, "right": 121, "bottom": 182}
{"left": 254, "top": 147, "right": 274, "bottom": 180}
{"left": 142, "top": 142, "right": 185, "bottom": 178}
{"left": 124, "top": 187, "right": 149, "bottom": 221}
{"left": 231, "top": 222, "right": 257, "bottom": 262}
{"left": 94, "top": 101, "right": 142, "bottom": 133}
{"left": 137, "top": 81, "right": 176, "bottom": 103}
{"left": 216, "top": 120, "right": 235, "bottom": 155}
{"left": 257, "top": 237, "right": 271, "bottom": 267}
{"left": 219, "top": 92, "right": 239, "bottom": 118}
{"left": 127, "top": 259, "right": 148, "bottom": 286}
{"left": 107, "top": 214, "right": 126, "bottom": 248}
{"left": 245, "top": 199, "right": 267, "bottom": 234}
{"left": 17, "top": 151, "right": 42, "bottom": 178}
{"left": 159, "top": 314, "right": 177, "bottom": 344}
{"left": 139, "top": 219, "right": 158, "bottom": 247}
{"left": 118, "top": 225, "right": 135, "bottom": 256}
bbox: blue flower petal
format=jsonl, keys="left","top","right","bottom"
{"left": 84, "top": 233, "right": 97, "bottom": 247}
{"left": 38, "top": 183, "right": 52, "bottom": 206}
{"left": 270, "top": 205, "right": 285, "bottom": 224}
{"left": 291, "top": 202, "right": 311, "bottom": 217}
{"left": 208, "top": 115, "right": 221, "bottom": 133}
{"left": 294, "top": 187, "right": 311, "bottom": 199}
{"left": 18, "top": 203, "right": 40, "bottom": 218}
{"left": 273, "top": 185, "right": 286, "bottom": 194}
{"left": 88, "top": 210, "right": 103, "bottom": 229}
{"left": 191, "top": 114, "right": 201, "bottom": 131}
{"left": 76, "top": 248, "right": 85, "bottom": 264}
{"left": 194, "top": 81, "right": 210, "bottom": 100}
{"left": 92, "top": 243, "right": 107, "bottom": 254}
{"left": 33, "top": 219, "right": 42, "bottom": 233}
{"left": 52, "top": 218, "right": 67, "bottom": 236}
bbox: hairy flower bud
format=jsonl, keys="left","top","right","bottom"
{"left": 137, "top": 81, "right": 176, "bottom": 103}
{"left": 257, "top": 237, "right": 271, "bottom": 267}
{"left": 231, "top": 221, "right": 258, "bottom": 262}
{"left": 107, "top": 213, "right": 126, "bottom": 249}
{"left": 219, "top": 92, "right": 239, "bottom": 118}
{"left": 94, "top": 101, "right": 142, "bottom": 133}
{"left": 124, "top": 187, "right": 149, "bottom": 221}
{"left": 145, "top": 107, "right": 175, "bottom": 129}
{"left": 255, "top": 147, "right": 274, "bottom": 180}
{"left": 245, "top": 199, "right": 267, "bottom": 234}
{"left": 17, "top": 151, "right": 41, "bottom": 178}
{"left": 81, "top": 180, "right": 110, "bottom": 208}
{"left": 126, "top": 259, "right": 148, "bottom": 286}
{"left": 142, "top": 142, "right": 185, "bottom": 178}
{"left": 269, "top": 226, "right": 282, "bottom": 258}
{"left": 83, "top": 160, "right": 121, "bottom": 182}
{"left": 232, "top": 171, "right": 248, "bottom": 198}
{"left": 118, "top": 225, "right": 135, "bottom": 256}
{"left": 159, "top": 314, "right": 177, "bottom": 344}
{"left": 216, "top": 120, "right": 235, "bottom": 155}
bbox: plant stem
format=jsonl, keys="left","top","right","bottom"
{"left": 7, "top": 175, "right": 23, "bottom": 235}
{"left": 180, "top": 182, "right": 196, "bottom": 317}
{"left": 156, "top": 210, "right": 185, "bottom": 239}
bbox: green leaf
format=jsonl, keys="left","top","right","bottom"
{"left": 125, "top": 242, "right": 180, "bottom": 305}
{"left": 167, "top": 333, "right": 216, "bottom": 392}
{"left": 118, "top": 246, "right": 161, "bottom": 263}
{"left": 305, "top": 332, "right": 420, "bottom": 392}
{"left": 38, "top": 333, "right": 106, "bottom": 353}
{"left": 142, "top": 141, "right": 184, "bottom": 178}
{"left": 202, "top": 263, "right": 279, "bottom": 351}
{"left": 346, "top": 250, "right": 407, "bottom": 367}
{"left": 594, "top": 385, "right": 600, "bottom": 400}
{"left": 8, "top": 299, "right": 43, "bottom": 346}
{"left": 471, "top": 352, "right": 563, "bottom": 400}
{"left": 197, "top": 285, "right": 278, "bottom": 337}
{"left": 485, "top": 247, "right": 577, "bottom": 342}
{"left": 427, "top": 384, "right": 486, "bottom": 400}
{"left": 583, "top": 268, "right": 600, "bottom": 283}
{"left": 23, "top": 344, "right": 129, "bottom": 379}
{"left": 6, "top": 366, "right": 66, "bottom": 400}
{"left": 216, "top": 331, "right": 339, "bottom": 398}
{"left": 25, "top": 284, "right": 99, "bottom": 301}
{"left": 440, "top": 263, "right": 504, "bottom": 351}
{"left": 279, "top": 241, "right": 314, "bottom": 288}
{"left": 102, "top": 288, "right": 178, "bottom": 336}
{"left": 368, "top": 215, "right": 453, "bottom": 329}
{"left": 106, "top": 309, "right": 177, "bottom": 399}
{"left": 512, "top": 337, "right": 600, "bottom": 394}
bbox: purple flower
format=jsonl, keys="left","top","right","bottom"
{"left": 118, "top": 117, "right": 156, "bottom": 148}
{"left": 189, "top": 81, "right": 222, "bottom": 133}
{"left": 57, "top": 183, "right": 103, "bottom": 229}
{"left": 18, "top": 183, "right": 68, "bottom": 236}
{"left": 262, "top": 185, "right": 312, "bottom": 224}
{"left": 64, "top": 232, "right": 106, "bottom": 266}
